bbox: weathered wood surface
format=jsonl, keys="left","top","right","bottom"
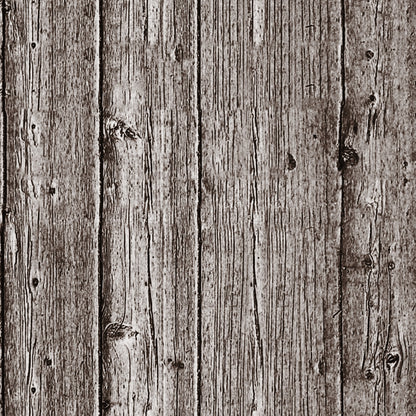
{"left": 341, "top": 1, "right": 416, "bottom": 414}
{"left": 2, "top": 1, "right": 100, "bottom": 414}
{"left": 199, "top": 0, "right": 342, "bottom": 414}
{"left": 101, "top": 0, "right": 197, "bottom": 414}
{"left": 1, "top": 0, "right": 416, "bottom": 415}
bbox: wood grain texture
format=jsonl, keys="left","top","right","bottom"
{"left": 341, "top": 1, "right": 416, "bottom": 414}
{"left": 199, "top": 0, "right": 343, "bottom": 414}
{"left": 101, "top": 0, "right": 197, "bottom": 414}
{"left": 3, "top": 1, "right": 100, "bottom": 414}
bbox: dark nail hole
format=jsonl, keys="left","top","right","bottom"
{"left": 369, "top": 94, "right": 377, "bottom": 102}
{"left": 49, "top": 187, "right": 56, "bottom": 195}
{"left": 366, "top": 50, "right": 374, "bottom": 59}
{"left": 31, "top": 42, "right": 36, "bottom": 49}
{"left": 287, "top": 153, "right": 296, "bottom": 170}
{"left": 362, "top": 255, "right": 373, "bottom": 269}
{"left": 32, "top": 278, "right": 39, "bottom": 287}
{"left": 388, "top": 261, "right": 395, "bottom": 271}
{"left": 365, "top": 369, "right": 374, "bottom": 380}
{"left": 403, "top": 160, "right": 408, "bottom": 168}
{"left": 44, "top": 358, "right": 52, "bottom": 366}
{"left": 313, "top": 134, "right": 318, "bottom": 139}
{"left": 31, "top": 387, "right": 36, "bottom": 394}
{"left": 31, "top": 124, "right": 36, "bottom": 130}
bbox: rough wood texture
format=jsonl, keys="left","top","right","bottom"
{"left": 101, "top": 0, "right": 197, "bottom": 414}
{"left": 199, "top": 0, "right": 343, "bottom": 414}
{"left": 341, "top": 1, "right": 416, "bottom": 414}
{"left": 3, "top": 1, "right": 100, "bottom": 414}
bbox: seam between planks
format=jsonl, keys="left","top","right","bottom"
{"left": 195, "top": 0, "right": 202, "bottom": 413}
{"left": 338, "top": 0, "right": 346, "bottom": 414}
{"left": 98, "top": 0, "right": 104, "bottom": 414}
{"left": 1, "top": 2, "right": 7, "bottom": 415}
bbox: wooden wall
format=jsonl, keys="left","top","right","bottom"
{"left": 1, "top": 0, "right": 415, "bottom": 414}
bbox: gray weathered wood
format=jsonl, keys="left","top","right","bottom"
{"left": 3, "top": 1, "right": 100, "bottom": 413}
{"left": 199, "top": 0, "right": 343, "bottom": 414}
{"left": 341, "top": 1, "right": 416, "bottom": 414}
{"left": 101, "top": 0, "right": 197, "bottom": 414}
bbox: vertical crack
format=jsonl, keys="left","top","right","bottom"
{"left": 98, "top": 0, "right": 104, "bottom": 414}
{"left": 338, "top": 0, "right": 346, "bottom": 414}
{"left": 195, "top": 0, "right": 202, "bottom": 413}
{"left": 1, "top": 1, "right": 8, "bottom": 414}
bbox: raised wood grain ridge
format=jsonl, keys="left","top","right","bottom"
{"left": 0, "top": 0, "right": 415, "bottom": 415}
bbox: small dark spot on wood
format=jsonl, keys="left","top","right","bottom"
{"left": 167, "top": 358, "right": 172, "bottom": 363}
{"left": 353, "top": 121, "right": 358, "bottom": 135}
{"left": 365, "top": 369, "right": 374, "bottom": 380}
{"left": 101, "top": 400, "right": 110, "bottom": 410}
{"left": 318, "top": 358, "right": 325, "bottom": 375}
{"left": 403, "top": 160, "right": 408, "bottom": 168}
{"left": 32, "top": 278, "right": 39, "bottom": 287}
{"left": 313, "top": 134, "right": 318, "bottom": 139}
{"left": 125, "top": 127, "right": 137, "bottom": 140}
{"left": 49, "top": 187, "right": 56, "bottom": 195}
{"left": 369, "top": 94, "right": 377, "bottom": 103}
{"left": 174, "top": 44, "right": 183, "bottom": 62}
{"left": 404, "top": 177, "right": 409, "bottom": 186}
{"left": 362, "top": 255, "right": 373, "bottom": 269}
{"left": 287, "top": 153, "right": 296, "bottom": 170}
{"left": 366, "top": 50, "right": 374, "bottom": 60}
{"left": 31, "top": 42, "right": 36, "bottom": 49}
{"left": 31, "top": 387, "right": 36, "bottom": 394}
{"left": 388, "top": 261, "right": 395, "bottom": 271}
{"left": 44, "top": 358, "right": 52, "bottom": 366}
{"left": 340, "top": 146, "right": 359, "bottom": 168}
{"left": 31, "top": 124, "right": 36, "bottom": 130}
{"left": 172, "top": 360, "right": 185, "bottom": 369}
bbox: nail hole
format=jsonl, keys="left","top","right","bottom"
{"left": 366, "top": 50, "right": 374, "bottom": 60}
{"left": 31, "top": 42, "right": 36, "bottom": 49}
{"left": 31, "top": 387, "right": 36, "bottom": 394}
{"left": 388, "top": 261, "right": 395, "bottom": 271}
{"left": 31, "top": 124, "right": 36, "bottom": 130}
{"left": 287, "top": 153, "right": 296, "bottom": 170}
{"left": 44, "top": 358, "right": 52, "bottom": 366}
{"left": 369, "top": 94, "right": 377, "bottom": 102}
{"left": 32, "top": 278, "right": 39, "bottom": 287}
{"left": 49, "top": 187, "right": 56, "bottom": 195}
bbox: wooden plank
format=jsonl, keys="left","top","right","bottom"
{"left": 3, "top": 1, "right": 100, "bottom": 414}
{"left": 200, "top": 0, "right": 343, "bottom": 414}
{"left": 101, "top": 0, "right": 197, "bottom": 414}
{"left": 341, "top": 1, "right": 416, "bottom": 414}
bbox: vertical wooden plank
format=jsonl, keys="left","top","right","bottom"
{"left": 342, "top": 1, "right": 416, "bottom": 414}
{"left": 0, "top": 6, "right": 3, "bottom": 414}
{"left": 3, "top": 0, "right": 100, "bottom": 414}
{"left": 200, "top": 0, "right": 343, "bottom": 414}
{"left": 101, "top": 0, "right": 197, "bottom": 414}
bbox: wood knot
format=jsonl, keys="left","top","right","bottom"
{"left": 106, "top": 118, "right": 141, "bottom": 141}
{"left": 386, "top": 353, "right": 400, "bottom": 366}
{"left": 166, "top": 358, "right": 185, "bottom": 369}
{"left": 340, "top": 146, "right": 359, "bottom": 168}
{"left": 388, "top": 261, "right": 395, "bottom": 271}
{"left": 174, "top": 44, "right": 183, "bottom": 62}
{"left": 287, "top": 153, "right": 296, "bottom": 170}
{"left": 105, "top": 323, "right": 138, "bottom": 340}
{"left": 364, "top": 368, "right": 374, "bottom": 380}
{"left": 44, "top": 357, "right": 52, "bottom": 366}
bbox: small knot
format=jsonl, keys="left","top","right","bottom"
{"left": 386, "top": 353, "right": 400, "bottom": 365}
{"left": 364, "top": 368, "right": 374, "bottom": 380}
{"left": 44, "top": 358, "right": 52, "bottom": 366}
{"left": 369, "top": 94, "right": 377, "bottom": 103}
{"left": 340, "top": 146, "right": 359, "bottom": 168}
{"left": 388, "top": 261, "right": 395, "bottom": 271}
{"left": 287, "top": 153, "right": 296, "bottom": 170}
{"left": 174, "top": 44, "right": 183, "bottom": 62}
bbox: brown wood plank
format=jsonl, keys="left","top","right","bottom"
{"left": 101, "top": 0, "right": 197, "bottom": 414}
{"left": 199, "top": 0, "right": 343, "bottom": 414}
{"left": 341, "top": 1, "right": 416, "bottom": 414}
{"left": 3, "top": 1, "right": 100, "bottom": 414}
